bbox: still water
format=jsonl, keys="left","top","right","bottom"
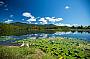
{"left": 0, "top": 31, "right": 90, "bottom": 45}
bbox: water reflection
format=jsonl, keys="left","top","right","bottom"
{"left": 7, "top": 31, "right": 90, "bottom": 40}
{"left": 0, "top": 31, "right": 90, "bottom": 45}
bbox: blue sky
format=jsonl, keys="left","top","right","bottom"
{"left": 0, "top": 0, "right": 90, "bottom": 26}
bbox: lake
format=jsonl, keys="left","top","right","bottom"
{"left": 0, "top": 31, "right": 90, "bottom": 45}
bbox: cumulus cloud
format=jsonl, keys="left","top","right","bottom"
{"left": 57, "top": 18, "right": 63, "bottom": 21}
{"left": 39, "top": 18, "right": 47, "bottom": 24}
{"left": 27, "top": 18, "right": 36, "bottom": 22}
{"left": 45, "top": 17, "right": 63, "bottom": 22}
{"left": 45, "top": 17, "right": 55, "bottom": 22}
{"left": 22, "top": 12, "right": 63, "bottom": 24}
{"left": 4, "top": 19, "right": 13, "bottom": 24}
{"left": 22, "top": 12, "right": 34, "bottom": 18}
{"left": 39, "top": 18, "right": 45, "bottom": 21}
{"left": 23, "top": 12, "right": 37, "bottom": 23}
{"left": 0, "top": 1, "right": 4, "bottom": 6}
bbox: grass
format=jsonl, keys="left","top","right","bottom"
{"left": 0, "top": 46, "right": 55, "bottom": 59}
{"left": 0, "top": 37, "right": 90, "bottom": 59}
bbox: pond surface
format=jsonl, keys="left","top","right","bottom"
{"left": 0, "top": 31, "right": 90, "bottom": 45}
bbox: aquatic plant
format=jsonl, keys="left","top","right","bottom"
{"left": 15, "top": 37, "right": 90, "bottom": 59}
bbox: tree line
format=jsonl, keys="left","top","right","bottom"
{"left": 0, "top": 22, "right": 90, "bottom": 36}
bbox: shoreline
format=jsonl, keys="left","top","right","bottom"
{"left": 0, "top": 37, "right": 90, "bottom": 46}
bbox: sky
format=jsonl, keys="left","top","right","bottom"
{"left": 0, "top": 0, "right": 90, "bottom": 26}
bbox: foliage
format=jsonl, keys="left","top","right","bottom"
{"left": 0, "top": 22, "right": 90, "bottom": 36}
{"left": 15, "top": 37, "right": 90, "bottom": 59}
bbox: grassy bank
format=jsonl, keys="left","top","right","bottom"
{"left": 0, "top": 37, "right": 90, "bottom": 59}
{"left": 0, "top": 46, "right": 55, "bottom": 59}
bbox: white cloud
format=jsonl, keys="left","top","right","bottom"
{"left": 39, "top": 18, "right": 47, "bottom": 24}
{"left": 57, "top": 18, "right": 63, "bottom": 21}
{"left": 45, "top": 17, "right": 63, "bottom": 22}
{"left": 65, "top": 6, "right": 70, "bottom": 9}
{"left": 39, "top": 18, "right": 45, "bottom": 21}
{"left": 22, "top": 12, "right": 63, "bottom": 25}
{"left": 52, "top": 17, "right": 55, "bottom": 18}
{"left": 27, "top": 18, "right": 36, "bottom": 22}
{"left": 22, "top": 12, "right": 34, "bottom": 18}
{"left": 55, "top": 23, "right": 72, "bottom": 27}
{"left": 4, "top": 19, "right": 13, "bottom": 24}
{"left": 0, "top": 1, "right": 4, "bottom": 6}
{"left": 35, "top": 23, "right": 38, "bottom": 24}
{"left": 46, "top": 17, "right": 55, "bottom": 22}
{"left": 23, "top": 12, "right": 37, "bottom": 23}
{"left": 55, "top": 23, "right": 80, "bottom": 27}
{"left": 72, "top": 24, "right": 80, "bottom": 27}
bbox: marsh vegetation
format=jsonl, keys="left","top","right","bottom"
{"left": 0, "top": 38, "right": 90, "bottom": 59}
{"left": 0, "top": 22, "right": 90, "bottom": 59}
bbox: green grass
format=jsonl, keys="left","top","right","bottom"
{"left": 0, "top": 46, "right": 55, "bottom": 59}
{"left": 0, "top": 37, "right": 90, "bottom": 59}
